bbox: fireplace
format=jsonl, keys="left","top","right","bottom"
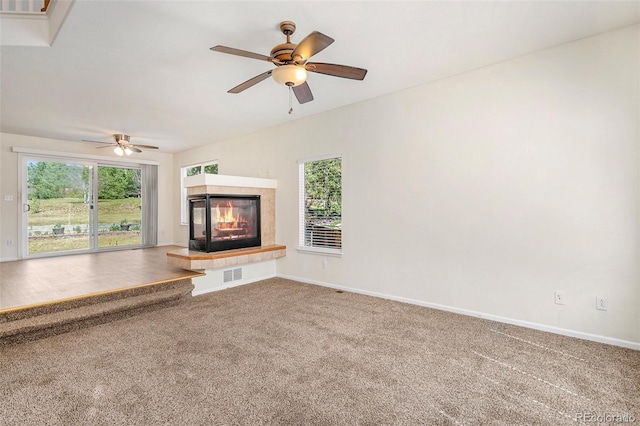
{"left": 189, "top": 194, "right": 261, "bottom": 252}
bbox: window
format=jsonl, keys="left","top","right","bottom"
{"left": 298, "top": 155, "right": 342, "bottom": 254}
{"left": 180, "top": 161, "right": 218, "bottom": 224}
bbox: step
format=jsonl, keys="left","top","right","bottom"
{"left": 0, "top": 279, "right": 194, "bottom": 346}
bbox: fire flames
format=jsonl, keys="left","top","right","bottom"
{"left": 215, "top": 202, "right": 247, "bottom": 231}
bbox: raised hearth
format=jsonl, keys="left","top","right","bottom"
{"left": 167, "top": 245, "right": 286, "bottom": 270}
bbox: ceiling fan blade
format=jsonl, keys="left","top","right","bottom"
{"left": 82, "top": 139, "right": 111, "bottom": 145}
{"left": 129, "top": 146, "right": 143, "bottom": 153}
{"left": 293, "top": 82, "right": 314, "bottom": 104}
{"left": 210, "top": 45, "right": 273, "bottom": 62}
{"left": 291, "top": 31, "right": 334, "bottom": 64}
{"left": 94, "top": 145, "right": 114, "bottom": 149}
{"left": 305, "top": 62, "right": 367, "bottom": 80}
{"left": 131, "top": 144, "right": 158, "bottom": 150}
{"left": 228, "top": 70, "right": 272, "bottom": 94}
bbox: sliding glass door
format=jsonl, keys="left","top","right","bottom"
{"left": 97, "top": 165, "right": 143, "bottom": 248}
{"left": 22, "top": 156, "right": 149, "bottom": 257}
{"left": 25, "top": 159, "right": 94, "bottom": 255}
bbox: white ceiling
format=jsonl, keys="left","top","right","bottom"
{"left": 1, "top": 1, "right": 638, "bottom": 153}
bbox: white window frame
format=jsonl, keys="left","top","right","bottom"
{"left": 298, "top": 154, "right": 342, "bottom": 256}
{"left": 180, "top": 160, "right": 218, "bottom": 224}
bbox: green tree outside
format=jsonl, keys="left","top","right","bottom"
{"left": 97, "top": 167, "right": 141, "bottom": 199}
{"left": 27, "top": 161, "right": 87, "bottom": 200}
{"left": 186, "top": 163, "right": 218, "bottom": 176}
{"left": 28, "top": 162, "right": 142, "bottom": 201}
{"left": 305, "top": 157, "right": 342, "bottom": 217}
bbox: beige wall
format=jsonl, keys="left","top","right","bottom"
{"left": 0, "top": 133, "right": 175, "bottom": 261}
{"left": 173, "top": 25, "right": 639, "bottom": 346}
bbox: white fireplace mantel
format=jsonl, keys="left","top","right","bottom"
{"left": 184, "top": 174, "right": 277, "bottom": 190}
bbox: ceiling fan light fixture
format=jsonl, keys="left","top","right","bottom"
{"left": 124, "top": 147, "right": 133, "bottom": 156}
{"left": 272, "top": 64, "right": 307, "bottom": 87}
{"left": 114, "top": 146, "right": 124, "bottom": 156}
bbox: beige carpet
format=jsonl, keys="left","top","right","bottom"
{"left": 1, "top": 278, "right": 638, "bottom": 425}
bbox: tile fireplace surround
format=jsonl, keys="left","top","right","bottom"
{"left": 167, "top": 174, "right": 285, "bottom": 271}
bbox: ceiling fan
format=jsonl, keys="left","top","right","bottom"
{"left": 82, "top": 134, "right": 159, "bottom": 156}
{"left": 210, "top": 21, "right": 367, "bottom": 110}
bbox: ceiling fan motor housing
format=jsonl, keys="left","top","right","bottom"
{"left": 270, "top": 43, "right": 296, "bottom": 63}
{"left": 114, "top": 133, "right": 130, "bottom": 144}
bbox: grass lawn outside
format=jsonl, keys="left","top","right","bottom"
{"left": 26, "top": 197, "right": 143, "bottom": 254}
{"left": 28, "top": 197, "right": 142, "bottom": 228}
{"left": 28, "top": 232, "right": 142, "bottom": 254}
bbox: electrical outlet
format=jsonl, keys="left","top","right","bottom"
{"left": 4, "top": 195, "right": 14, "bottom": 201}
{"left": 596, "top": 297, "right": 607, "bottom": 311}
{"left": 554, "top": 291, "right": 565, "bottom": 305}
{"left": 6, "top": 239, "right": 12, "bottom": 246}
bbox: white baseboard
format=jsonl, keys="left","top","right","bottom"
{"left": 277, "top": 274, "right": 640, "bottom": 351}
{"left": 155, "top": 242, "right": 185, "bottom": 248}
{"left": 0, "top": 256, "right": 19, "bottom": 263}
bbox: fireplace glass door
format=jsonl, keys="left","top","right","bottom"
{"left": 189, "top": 195, "right": 261, "bottom": 252}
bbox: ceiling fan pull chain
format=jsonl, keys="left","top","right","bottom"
{"left": 288, "top": 86, "right": 293, "bottom": 115}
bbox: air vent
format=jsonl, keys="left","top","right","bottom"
{"left": 223, "top": 268, "right": 243, "bottom": 283}
{"left": 233, "top": 268, "right": 242, "bottom": 280}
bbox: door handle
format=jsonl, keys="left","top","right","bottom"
{"left": 23, "top": 203, "right": 30, "bottom": 212}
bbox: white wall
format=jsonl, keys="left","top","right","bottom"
{"left": 0, "top": 133, "right": 175, "bottom": 261}
{"left": 174, "top": 25, "right": 639, "bottom": 346}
